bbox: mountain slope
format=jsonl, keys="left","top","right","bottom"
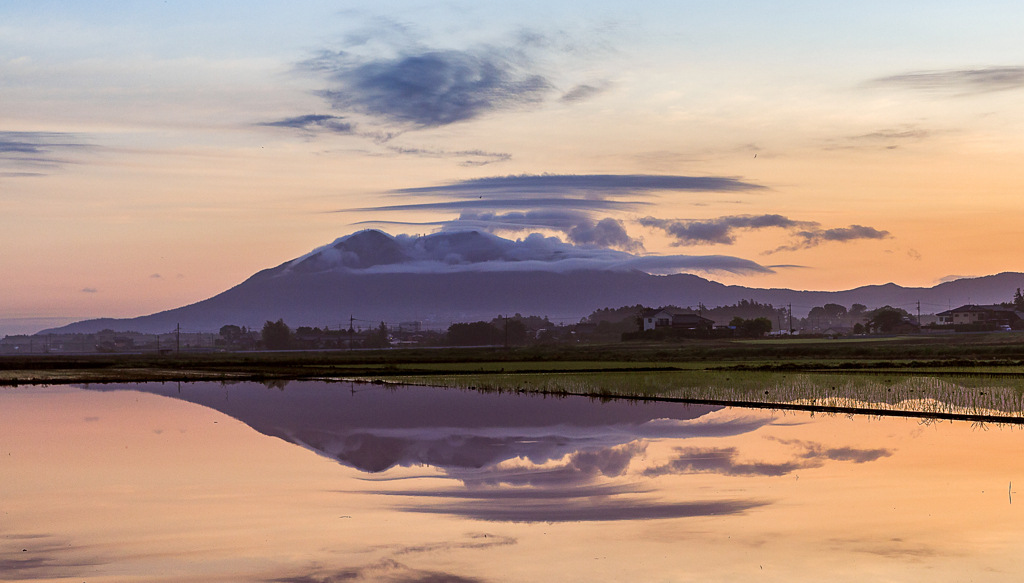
{"left": 39, "top": 230, "right": 1024, "bottom": 334}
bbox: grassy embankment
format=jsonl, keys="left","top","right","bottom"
{"left": 5, "top": 333, "right": 1024, "bottom": 421}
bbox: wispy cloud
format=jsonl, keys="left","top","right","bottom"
{"left": 768, "top": 225, "right": 890, "bottom": 253}
{"left": 640, "top": 215, "right": 815, "bottom": 246}
{"left": 559, "top": 82, "right": 610, "bottom": 103}
{"left": 258, "top": 114, "right": 354, "bottom": 134}
{"left": 869, "top": 66, "right": 1024, "bottom": 94}
{"left": 382, "top": 146, "right": 511, "bottom": 167}
{"left": 639, "top": 213, "right": 890, "bottom": 253}
{"left": 0, "top": 131, "right": 93, "bottom": 175}
{"left": 80, "top": 287, "right": 98, "bottom": 293}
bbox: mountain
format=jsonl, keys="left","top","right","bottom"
{"left": 39, "top": 230, "right": 1024, "bottom": 334}
{"left": 83, "top": 381, "right": 727, "bottom": 474}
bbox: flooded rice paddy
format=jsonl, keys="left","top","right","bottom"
{"left": 3, "top": 379, "right": 1024, "bottom": 581}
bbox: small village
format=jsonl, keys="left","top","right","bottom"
{"left": 3, "top": 300, "right": 1022, "bottom": 355}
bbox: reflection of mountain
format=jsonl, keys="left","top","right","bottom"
{"left": 81, "top": 382, "right": 891, "bottom": 524}
{"left": 43, "top": 230, "right": 1024, "bottom": 333}
{"left": 83, "top": 381, "right": 769, "bottom": 473}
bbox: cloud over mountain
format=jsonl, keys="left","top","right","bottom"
{"left": 349, "top": 174, "right": 767, "bottom": 252}
{"left": 284, "top": 229, "right": 773, "bottom": 275}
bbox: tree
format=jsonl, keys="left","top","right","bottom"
{"left": 853, "top": 323, "right": 865, "bottom": 335}
{"left": 447, "top": 322, "right": 503, "bottom": 346}
{"left": 219, "top": 324, "right": 242, "bottom": 342}
{"left": 504, "top": 318, "right": 528, "bottom": 345}
{"left": 261, "top": 319, "right": 292, "bottom": 350}
{"left": 729, "top": 316, "right": 772, "bottom": 337}
{"left": 850, "top": 304, "right": 867, "bottom": 316}
{"left": 361, "top": 322, "right": 391, "bottom": 349}
{"left": 1014, "top": 288, "right": 1024, "bottom": 311}
{"left": 867, "top": 309, "right": 906, "bottom": 333}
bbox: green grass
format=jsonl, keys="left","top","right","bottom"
{"left": 369, "top": 369, "right": 1024, "bottom": 420}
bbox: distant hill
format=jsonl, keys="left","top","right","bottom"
{"left": 38, "top": 230, "right": 1024, "bottom": 334}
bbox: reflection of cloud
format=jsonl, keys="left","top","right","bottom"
{"left": 0, "top": 533, "right": 105, "bottom": 581}
{"left": 269, "top": 558, "right": 489, "bottom": 583}
{"left": 869, "top": 67, "right": 1024, "bottom": 94}
{"left": 771, "top": 438, "right": 893, "bottom": 464}
{"left": 645, "top": 440, "right": 893, "bottom": 478}
{"left": 390, "top": 533, "right": 517, "bottom": 556}
{"left": 368, "top": 484, "right": 644, "bottom": 500}
{"left": 644, "top": 447, "right": 808, "bottom": 477}
{"left": 451, "top": 442, "right": 645, "bottom": 488}
{"left": 401, "top": 498, "right": 768, "bottom": 523}
{"left": 827, "top": 537, "right": 944, "bottom": 561}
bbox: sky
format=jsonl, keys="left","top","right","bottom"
{"left": 3, "top": 1, "right": 1024, "bottom": 333}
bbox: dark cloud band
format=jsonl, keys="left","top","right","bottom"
{"left": 640, "top": 214, "right": 815, "bottom": 246}
{"left": 391, "top": 174, "right": 765, "bottom": 198}
{"left": 305, "top": 48, "right": 552, "bottom": 127}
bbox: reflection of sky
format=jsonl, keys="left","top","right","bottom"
{"left": 6, "top": 383, "right": 1024, "bottom": 582}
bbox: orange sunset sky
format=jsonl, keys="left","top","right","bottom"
{"left": 3, "top": 1, "right": 1024, "bottom": 334}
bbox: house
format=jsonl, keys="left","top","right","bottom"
{"left": 641, "top": 308, "right": 715, "bottom": 332}
{"left": 935, "top": 305, "right": 1023, "bottom": 328}
{"left": 822, "top": 326, "right": 852, "bottom": 338}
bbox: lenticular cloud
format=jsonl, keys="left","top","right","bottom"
{"left": 282, "top": 229, "right": 773, "bottom": 275}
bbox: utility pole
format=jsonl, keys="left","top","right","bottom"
{"left": 349, "top": 315, "right": 354, "bottom": 351}
{"left": 176, "top": 324, "right": 180, "bottom": 354}
{"left": 788, "top": 303, "right": 793, "bottom": 335}
{"left": 917, "top": 300, "right": 921, "bottom": 332}
{"left": 504, "top": 314, "right": 509, "bottom": 349}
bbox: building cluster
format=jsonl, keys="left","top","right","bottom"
{"left": 934, "top": 305, "right": 1023, "bottom": 331}
{"left": 3, "top": 302, "right": 1022, "bottom": 355}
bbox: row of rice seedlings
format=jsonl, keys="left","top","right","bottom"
{"left": 374, "top": 370, "right": 1024, "bottom": 418}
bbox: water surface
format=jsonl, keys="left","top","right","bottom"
{"left": 3, "top": 381, "right": 1023, "bottom": 582}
